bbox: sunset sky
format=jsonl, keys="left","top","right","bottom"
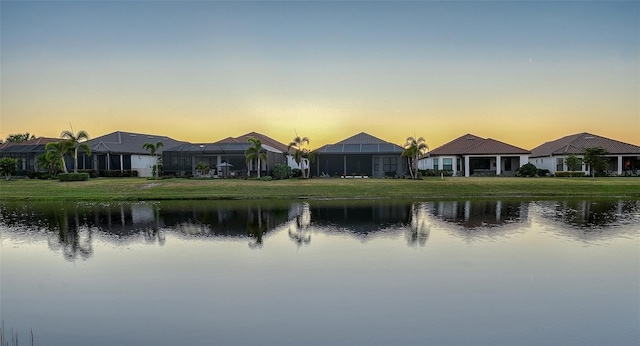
{"left": 1, "top": 1, "right": 638, "bottom": 150}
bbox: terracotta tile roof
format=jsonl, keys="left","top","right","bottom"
{"left": 530, "top": 132, "right": 640, "bottom": 157}
{"left": 428, "top": 134, "right": 484, "bottom": 155}
{"left": 465, "top": 138, "right": 530, "bottom": 155}
{"left": 429, "top": 134, "right": 528, "bottom": 156}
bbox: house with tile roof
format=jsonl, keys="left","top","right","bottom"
{"left": 85, "top": 131, "right": 188, "bottom": 177}
{"left": 419, "top": 134, "right": 530, "bottom": 177}
{"left": 314, "top": 132, "right": 407, "bottom": 178}
{"left": 529, "top": 132, "right": 640, "bottom": 176}
{"left": 162, "top": 132, "right": 288, "bottom": 177}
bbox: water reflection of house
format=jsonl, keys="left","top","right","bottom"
{"left": 159, "top": 203, "right": 293, "bottom": 239}
{"left": 427, "top": 200, "right": 529, "bottom": 228}
{"left": 310, "top": 202, "right": 412, "bottom": 236}
{"left": 534, "top": 200, "right": 640, "bottom": 241}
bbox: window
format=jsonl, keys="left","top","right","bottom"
{"left": 383, "top": 157, "right": 397, "bottom": 173}
{"left": 457, "top": 158, "right": 461, "bottom": 172}
{"left": 433, "top": 158, "right": 439, "bottom": 170}
{"left": 443, "top": 158, "right": 453, "bottom": 171}
{"left": 556, "top": 158, "right": 564, "bottom": 172}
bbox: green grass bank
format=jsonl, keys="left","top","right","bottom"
{"left": 1, "top": 177, "right": 639, "bottom": 201}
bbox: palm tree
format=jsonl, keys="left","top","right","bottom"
{"left": 60, "top": 127, "right": 91, "bottom": 173}
{"left": 287, "top": 134, "right": 314, "bottom": 178}
{"left": 245, "top": 137, "right": 268, "bottom": 178}
{"left": 0, "top": 157, "right": 18, "bottom": 180}
{"left": 142, "top": 141, "right": 164, "bottom": 178}
{"left": 45, "top": 141, "right": 74, "bottom": 173}
{"left": 402, "top": 136, "right": 428, "bottom": 179}
{"left": 37, "top": 151, "right": 64, "bottom": 178}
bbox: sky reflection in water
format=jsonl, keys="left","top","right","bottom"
{"left": 1, "top": 199, "right": 639, "bottom": 346}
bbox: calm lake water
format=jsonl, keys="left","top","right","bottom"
{"left": 1, "top": 199, "right": 639, "bottom": 346}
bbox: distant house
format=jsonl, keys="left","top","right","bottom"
{"left": 529, "top": 132, "right": 640, "bottom": 175}
{"left": 0, "top": 137, "right": 61, "bottom": 175}
{"left": 420, "top": 134, "right": 530, "bottom": 177}
{"left": 83, "top": 131, "right": 188, "bottom": 177}
{"left": 313, "top": 132, "right": 406, "bottom": 178}
{"left": 162, "top": 132, "right": 288, "bottom": 177}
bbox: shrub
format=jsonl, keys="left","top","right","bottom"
{"left": 537, "top": 169, "right": 551, "bottom": 177}
{"left": 516, "top": 163, "right": 538, "bottom": 177}
{"left": 291, "top": 168, "right": 302, "bottom": 178}
{"left": 260, "top": 176, "right": 273, "bottom": 181}
{"left": 554, "top": 171, "right": 586, "bottom": 177}
{"left": 272, "top": 164, "right": 292, "bottom": 180}
{"left": 419, "top": 169, "right": 454, "bottom": 177}
{"left": 27, "top": 171, "right": 53, "bottom": 180}
{"left": 78, "top": 169, "right": 99, "bottom": 178}
{"left": 58, "top": 173, "right": 90, "bottom": 181}
{"left": 0, "top": 157, "right": 18, "bottom": 180}
{"left": 104, "top": 170, "right": 139, "bottom": 177}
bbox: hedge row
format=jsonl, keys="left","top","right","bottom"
{"left": 103, "top": 170, "right": 139, "bottom": 177}
{"left": 555, "top": 171, "right": 587, "bottom": 177}
{"left": 419, "top": 169, "right": 454, "bottom": 177}
{"left": 58, "top": 173, "right": 90, "bottom": 181}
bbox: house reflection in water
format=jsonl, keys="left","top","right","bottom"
{"left": 310, "top": 202, "right": 412, "bottom": 238}
{"left": 425, "top": 200, "right": 529, "bottom": 229}
{"left": 158, "top": 201, "right": 295, "bottom": 248}
{"left": 534, "top": 199, "right": 640, "bottom": 242}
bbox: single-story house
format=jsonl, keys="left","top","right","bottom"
{"left": 0, "top": 137, "right": 61, "bottom": 175}
{"left": 162, "top": 132, "right": 288, "bottom": 177}
{"left": 419, "top": 134, "right": 530, "bottom": 177}
{"left": 313, "top": 132, "right": 407, "bottom": 178}
{"left": 529, "top": 132, "right": 640, "bottom": 176}
{"left": 81, "top": 131, "right": 188, "bottom": 177}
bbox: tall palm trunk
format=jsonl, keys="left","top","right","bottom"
{"left": 73, "top": 148, "right": 79, "bottom": 173}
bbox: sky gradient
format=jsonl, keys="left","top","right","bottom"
{"left": 1, "top": 1, "right": 638, "bottom": 150}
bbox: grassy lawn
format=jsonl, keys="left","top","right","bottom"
{"left": 1, "top": 176, "right": 639, "bottom": 201}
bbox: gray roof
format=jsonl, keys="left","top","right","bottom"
{"left": 317, "top": 132, "right": 403, "bottom": 154}
{"left": 164, "top": 142, "right": 282, "bottom": 154}
{"left": 88, "top": 131, "right": 188, "bottom": 154}
{"left": 530, "top": 132, "right": 640, "bottom": 157}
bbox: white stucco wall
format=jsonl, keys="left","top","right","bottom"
{"left": 131, "top": 155, "right": 158, "bottom": 177}
{"left": 417, "top": 157, "right": 430, "bottom": 170}
{"left": 529, "top": 156, "right": 553, "bottom": 173}
{"left": 529, "top": 155, "right": 589, "bottom": 174}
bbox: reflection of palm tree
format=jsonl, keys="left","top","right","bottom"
{"left": 48, "top": 207, "right": 94, "bottom": 261}
{"left": 406, "top": 203, "right": 430, "bottom": 247}
{"left": 288, "top": 203, "right": 312, "bottom": 247}
{"left": 246, "top": 206, "right": 268, "bottom": 249}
